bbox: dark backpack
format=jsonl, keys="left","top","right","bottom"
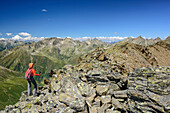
{"left": 25, "top": 69, "right": 32, "bottom": 80}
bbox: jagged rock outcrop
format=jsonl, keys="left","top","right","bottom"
{"left": 128, "top": 66, "right": 170, "bottom": 113}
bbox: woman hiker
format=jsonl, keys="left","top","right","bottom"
{"left": 25, "top": 63, "right": 41, "bottom": 96}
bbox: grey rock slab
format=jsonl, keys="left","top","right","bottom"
{"left": 101, "top": 95, "right": 111, "bottom": 104}
{"left": 113, "top": 90, "right": 127, "bottom": 98}
{"left": 96, "top": 84, "right": 110, "bottom": 95}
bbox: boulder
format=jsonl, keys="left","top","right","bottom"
{"left": 51, "top": 80, "right": 60, "bottom": 92}
{"left": 96, "top": 84, "right": 110, "bottom": 95}
{"left": 113, "top": 90, "right": 127, "bottom": 98}
{"left": 59, "top": 93, "right": 85, "bottom": 112}
{"left": 106, "top": 109, "right": 114, "bottom": 113}
{"left": 112, "top": 110, "right": 121, "bottom": 113}
{"left": 101, "top": 95, "right": 111, "bottom": 104}
{"left": 76, "top": 79, "right": 91, "bottom": 97}
{"left": 94, "top": 96, "right": 101, "bottom": 102}
{"left": 112, "top": 97, "right": 123, "bottom": 110}
{"left": 101, "top": 103, "right": 112, "bottom": 111}
{"left": 86, "top": 69, "right": 108, "bottom": 83}
{"left": 59, "top": 93, "right": 74, "bottom": 105}
{"left": 92, "top": 101, "right": 101, "bottom": 107}
{"left": 110, "top": 83, "right": 120, "bottom": 90}
{"left": 97, "top": 107, "right": 105, "bottom": 113}
{"left": 97, "top": 52, "right": 106, "bottom": 61}
{"left": 44, "top": 79, "right": 50, "bottom": 85}
{"left": 85, "top": 89, "right": 96, "bottom": 104}
{"left": 89, "top": 106, "right": 98, "bottom": 113}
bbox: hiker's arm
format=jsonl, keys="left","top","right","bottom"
{"left": 32, "top": 69, "right": 41, "bottom": 76}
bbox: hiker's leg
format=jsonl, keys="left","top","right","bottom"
{"left": 27, "top": 80, "right": 31, "bottom": 96}
{"left": 30, "top": 76, "right": 37, "bottom": 94}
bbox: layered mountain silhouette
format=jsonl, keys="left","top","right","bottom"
{"left": 0, "top": 39, "right": 29, "bottom": 52}
{"left": 114, "top": 36, "right": 162, "bottom": 47}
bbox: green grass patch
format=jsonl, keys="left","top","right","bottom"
{"left": 0, "top": 67, "right": 27, "bottom": 110}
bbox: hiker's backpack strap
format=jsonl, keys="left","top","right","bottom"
{"left": 25, "top": 69, "right": 32, "bottom": 80}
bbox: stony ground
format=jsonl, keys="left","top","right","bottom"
{"left": 1, "top": 48, "right": 170, "bottom": 113}
{"left": 128, "top": 66, "right": 170, "bottom": 113}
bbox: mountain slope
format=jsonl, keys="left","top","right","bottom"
{"left": 0, "top": 66, "right": 27, "bottom": 110}
{"left": 104, "top": 38, "right": 170, "bottom": 72}
{"left": 78, "top": 37, "right": 170, "bottom": 73}
{"left": 164, "top": 36, "right": 170, "bottom": 44}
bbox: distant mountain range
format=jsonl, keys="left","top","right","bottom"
{"left": 114, "top": 36, "right": 162, "bottom": 47}
{"left": 0, "top": 39, "right": 31, "bottom": 52}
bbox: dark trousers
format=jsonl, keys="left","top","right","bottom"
{"left": 27, "top": 76, "right": 37, "bottom": 96}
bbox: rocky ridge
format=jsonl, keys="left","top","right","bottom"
{"left": 1, "top": 48, "right": 169, "bottom": 113}
{"left": 114, "top": 36, "right": 162, "bottom": 47}
{"left": 105, "top": 37, "right": 170, "bottom": 72}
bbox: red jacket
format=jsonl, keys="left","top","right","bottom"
{"left": 25, "top": 68, "right": 40, "bottom": 76}
{"left": 30, "top": 69, "right": 40, "bottom": 76}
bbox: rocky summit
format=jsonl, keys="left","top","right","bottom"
{"left": 1, "top": 47, "right": 169, "bottom": 113}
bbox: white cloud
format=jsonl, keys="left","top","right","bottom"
{"left": 0, "top": 33, "right": 2, "bottom": 35}
{"left": 8, "top": 32, "right": 45, "bottom": 41}
{"left": 18, "top": 32, "right": 31, "bottom": 37}
{"left": 11, "top": 34, "right": 45, "bottom": 41}
{"left": 73, "top": 36, "right": 127, "bottom": 42}
{"left": 130, "top": 36, "right": 135, "bottom": 38}
{"left": 0, "top": 38, "right": 6, "bottom": 40}
{"left": 66, "top": 37, "right": 71, "bottom": 39}
{"left": 12, "top": 35, "right": 22, "bottom": 40}
{"left": 42, "top": 9, "right": 47, "bottom": 12}
{"left": 96, "top": 36, "right": 127, "bottom": 40}
{"left": 23, "top": 36, "right": 45, "bottom": 41}
{"left": 73, "top": 37, "right": 91, "bottom": 40}
{"left": 6, "top": 33, "right": 12, "bottom": 36}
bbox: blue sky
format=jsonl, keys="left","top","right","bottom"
{"left": 0, "top": 0, "right": 170, "bottom": 41}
